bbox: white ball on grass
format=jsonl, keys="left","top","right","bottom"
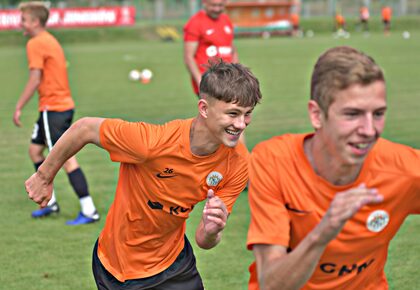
{"left": 128, "top": 69, "right": 141, "bottom": 81}
{"left": 402, "top": 31, "right": 411, "bottom": 39}
{"left": 141, "top": 69, "right": 153, "bottom": 83}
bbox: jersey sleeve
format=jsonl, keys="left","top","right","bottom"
{"left": 183, "top": 16, "right": 201, "bottom": 42}
{"left": 27, "top": 39, "right": 44, "bottom": 70}
{"left": 247, "top": 142, "right": 291, "bottom": 249}
{"left": 99, "top": 119, "right": 162, "bottom": 164}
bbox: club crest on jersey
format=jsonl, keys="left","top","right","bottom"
{"left": 206, "top": 171, "right": 223, "bottom": 187}
{"left": 366, "top": 210, "right": 389, "bottom": 232}
{"left": 224, "top": 25, "right": 232, "bottom": 34}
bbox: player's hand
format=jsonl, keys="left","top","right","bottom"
{"left": 317, "top": 183, "right": 383, "bottom": 244}
{"left": 13, "top": 109, "right": 22, "bottom": 127}
{"left": 202, "top": 189, "right": 228, "bottom": 237}
{"left": 25, "top": 172, "right": 53, "bottom": 208}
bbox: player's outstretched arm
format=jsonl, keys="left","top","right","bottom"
{"left": 195, "top": 189, "right": 228, "bottom": 249}
{"left": 13, "top": 69, "right": 41, "bottom": 127}
{"left": 254, "top": 185, "right": 383, "bottom": 290}
{"left": 25, "top": 117, "right": 105, "bottom": 207}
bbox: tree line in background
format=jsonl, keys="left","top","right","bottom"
{"left": 1, "top": 0, "right": 420, "bottom": 19}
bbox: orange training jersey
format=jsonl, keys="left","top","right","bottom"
{"left": 26, "top": 31, "right": 74, "bottom": 112}
{"left": 336, "top": 14, "right": 345, "bottom": 26}
{"left": 247, "top": 134, "right": 420, "bottom": 290}
{"left": 360, "top": 7, "right": 369, "bottom": 21}
{"left": 382, "top": 7, "right": 392, "bottom": 21}
{"left": 290, "top": 13, "right": 300, "bottom": 28}
{"left": 99, "top": 118, "right": 248, "bottom": 282}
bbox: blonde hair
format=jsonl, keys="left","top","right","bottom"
{"left": 311, "top": 46, "right": 384, "bottom": 115}
{"left": 19, "top": 1, "right": 50, "bottom": 27}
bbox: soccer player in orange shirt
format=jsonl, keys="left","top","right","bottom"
{"left": 247, "top": 46, "right": 420, "bottom": 290}
{"left": 382, "top": 6, "right": 392, "bottom": 35}
{"left": 13, "top": 1, "right": 99, "bottom": 225}
{"left": 25, "top": 61, "right": 262, "bottom": 289}
{"left": 335, "top": 13, "right": 346, "bottom": 31}
{"left": 359, "top": 6, "right": 370, "bottom": 32}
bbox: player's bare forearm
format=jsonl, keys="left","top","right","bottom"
{"left": 16, "top": 69, "right": 41, "bottom": 110}
{"left": 14, "top": 69, "right": 41, "bottom": 126}
{"left": 255, "top": 185, "right": 383, "bottom": 290}
{"left": 25, "top": 117, "right": 104, "bottom": 206}
{"left": 185, "top": 58, "right": 201, "bottom": 85}
{"left": 40, "top": 117, "right": 104, "bottom": 178}
{"left": 255, "top": 232, "right": 328, "bottom": 290}
{"left": 183, "top": 41, "right": 201, "bottom": 85}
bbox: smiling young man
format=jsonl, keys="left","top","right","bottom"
{"left": 25, "top": 61, "right": 262, "bottom": 289}
{"left": 14, "top": 1, "right": 99, "bottom": 224}
{"left": 247, "top": 46, "right": 420, "bottom": 290}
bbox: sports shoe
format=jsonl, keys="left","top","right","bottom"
{"left": 31, "top": 202, "right": 60, "bottom": 218}
{"left": 66, "top": 211, "right": 100, "bottom": 226}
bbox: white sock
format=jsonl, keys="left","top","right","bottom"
{"left": 80, "top": 196, "right": 96, "bottom": 216}
{"left": 47, "top": 190, "right": 57, "bottom": 206}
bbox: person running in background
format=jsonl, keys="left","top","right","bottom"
{"left": 290, "top": 13, "right": 301, "bottom": 37}
{"left": 359, "top": 6, "right": 370, "bottom": 33}
{"left": 14, "top": 1, "right": 99, "bottom": 225}
{"left": 382, "top": 6, "right": 392, "bottom": 35}
{"left": 335, "top": 12, "right": 346, "bottom": 30}
{"left": 334, "top": 12, "right": 349, "bottom": 38}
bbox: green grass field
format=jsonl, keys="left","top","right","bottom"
{"left": 0, "top": 31, "right": 419, "bottom": 289}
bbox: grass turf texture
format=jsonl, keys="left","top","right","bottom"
{"left": 0, "top": 31, "right": 419, "bottom": 289}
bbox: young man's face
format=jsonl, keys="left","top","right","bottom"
{"left": 317, "top": 80, "right": 387, "bottom": 167}
{"left": 205, "top": 98, "right": 254, "bottom": 148}
{"left": 203, "top": 0, "right": 226, "bottom": 19}
{"left": 20, "top": 11, "right": 39, "bottom": 37}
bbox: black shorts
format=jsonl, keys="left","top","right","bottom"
{"left": 92, "top": 236, "right": 204, "bottom": 290}
{"left": 31, "top": 109, "right": 74, "bottom": 148}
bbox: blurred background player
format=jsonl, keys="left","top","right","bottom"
{"left": 247, "top": 46, "right": 420, "bottom": 289}
{"left": 289, "top": 2, "right": 302, "bottom": 38}
{"left": 183, "top": 0, "right": 246, "bottom": 146}
{"left": 359, "top": 5, "right": 370, "bottom": 34}
{"left": 334, "top": 12, "right": 347, "bottom": 37}
{"left": 290, "top": 12, "right": 301, "bottom": 37}
{"left": 382, "top": 5, "right": 392, "bottom": 35}
{"left": 14, "top": 1, "right": 99, "bottom": 225}
{"left": 183, "top": 0, "right": 238, "bottom": 97}
{"left": 25, "top": 61, "right": 262, "bottom": 289}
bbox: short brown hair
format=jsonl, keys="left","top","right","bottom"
{"left": 311, "top": 46, "right": 384, "bottom": 114}
{"left": 199, "top": 60, "right": 262, "bottom": 107}
{"left": 19, "top": 1, "right": 49, "bottom": 27}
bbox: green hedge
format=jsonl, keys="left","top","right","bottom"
{"left": 0, "top": 24, "right": 165, "bottom": 47}
{"left": 1, "top": 16, "right": 419, "bottom": 47}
